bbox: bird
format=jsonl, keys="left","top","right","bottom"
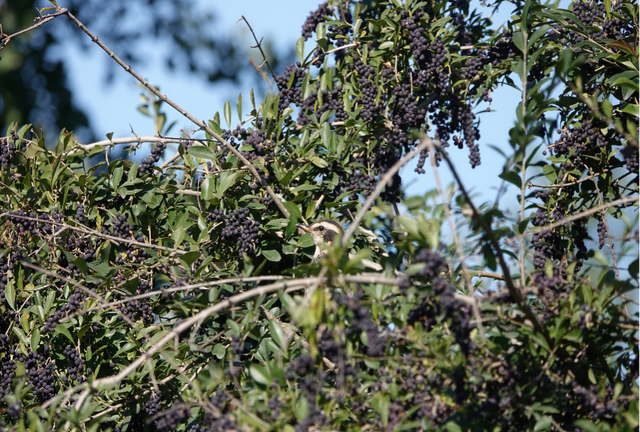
{"left": 297, "top": 219, "right": 344, "bottom": 263}
{"left": 297, "top": 219, "right": 383, "bottom": 271}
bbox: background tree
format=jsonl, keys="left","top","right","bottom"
{"left": 0, "top": 0, "right": 637, "bottom": 431}
{"left": 0, "top": 0, "right": 288, "bottom": 140}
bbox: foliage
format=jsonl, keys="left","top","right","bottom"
{"left": 0, "top": 0, "right": 638, "bottom": 431}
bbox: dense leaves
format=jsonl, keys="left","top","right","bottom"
{"left": 0, "top": 0, "right": 638, "bottom": 431}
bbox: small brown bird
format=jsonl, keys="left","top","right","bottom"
{"left": 297, "top": 219, "right": 344, "bottom": 263}
{"left": 297, "top": 219, "right": 383, "bottom": 271}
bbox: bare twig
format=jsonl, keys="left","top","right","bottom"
{"left": 529, "top": 169, "right": 608, "bottom": 189}
{"left": 0, "top": 8, "right": 66, "bottom": 50}
{"left": 240, "top": 16, "right": 277, "bottom": 84}
{"left": 78, "top": 135, "right": 185, "bottom": 151}
{"left": 40, "top": 271, "right": 476, "bottom": 411}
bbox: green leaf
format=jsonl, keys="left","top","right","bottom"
{"left": 269, "top": 320, "right": 288, "bottom": 352}
{"left": 542, "top": 164, "right": 557, "bottom": 183}
{"left": 224, "top": 100, "right": 232, "bottom": 129}
{"left": 534, "top": 416, "right": 552, "bottom": 431}
{"left": 261, "top": 249, "right": 282, "bottom": 262}
{"left": 309, "top": 156, "right": 329, "bottom": 168}
{"left": 53, "top": 324, "right": 76, "bottom": 345}
{"left": 397, "top": 215, "right": 421, "bottom": 240}
{"left": 188, "top": 146, "right": 216, "bottom": 160}
{"left": 31, "top": 328, "right": 40, "bottom": 352}
{"left": 212, "top": 343, "right": 226, "bottom": 359}
{"left": 172, "top": 227, "right": 186, "bottom": 246}
{"left": 296, "top": 37, "right": 305, "bottom": 62}
{"left": 512, "top": 31, "right": 525, "bottom": 53}
{"left": 207, "top": 119, "right": 223, "bottom": 136}
{"left": 573, "top": 419, "right": 600, "bottom": 432}
{"left": 249, "top": 364, "right": 271, "bottom": 386}
{"left": 111, "top": 166, "right": 123, "bottom": 190}
{"left": 284, "top": 202, "right": 302, "bottom": 220}
{"left": 620, "top": 103, "right": 639, "bottom": 118}
{"left": 4, "top": 280, "right": 15, "bottom": 309}
{"left": 237, "top": 93, "right": 243, "bottom": 122}
{"left": 215, "top": 171, "right": 238, "bottom": 198}
{"left": 444, "top": 422, "right": 463, "bottom": 432}
{"left": 499, "top": 171, "right": 522, "bottom": 188}
{"left": 181, "top": 251, "right": 202, "bottom": 266}
{"left": 154, "top": 112, "right": 166, "bottom": 134}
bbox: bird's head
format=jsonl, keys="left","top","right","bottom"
{"left": 297, "top": 220, "right": 344, "bottom": 262}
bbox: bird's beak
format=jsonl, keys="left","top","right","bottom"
{"left": 296, "top": 224, "right": 311, "bottom": 233}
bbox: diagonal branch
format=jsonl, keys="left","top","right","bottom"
{"left": 61, "top": 8, "right": 290, "bottom": 219}
{"left": 342, "top": 136, "right": 431, "bottom": 246}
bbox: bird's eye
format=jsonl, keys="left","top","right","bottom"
{"left": 316, "top": 226, "right": 324, "bottom": 231}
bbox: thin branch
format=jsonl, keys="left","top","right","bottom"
{"left": 240, "top": 16, "right": 277, "bottom": 84}
{"left": 470, "top": 271, "right": 505, "bottom": 280}
{"left": 78, "top": 135, "right": 185, "bottom": 151}
{"left": 40, "top": 272, "right": 475, "bottom": 410}
{"left": 41, "top": 278, "right": 319, "bottom": 410}
{"left": 529, "top": 169, "right": 608, "bottom": 189}
{"left": 527, "top": 196, "right": 638, "bottom": 235}
{"left": 61, "top": 8, "right": 290, "bottom": 219}
{"left": 0, "top": 8, "right": 66, "bottom": 50}
{"left": 0, "top": 212, "right": 187, "bottom": 255}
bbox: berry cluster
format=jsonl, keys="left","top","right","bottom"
{"left": 24, "top": 349, "right": 57, "bottom": 402}
{"left": 337, "top": 166, "right": 376, "bottom": 199}
{"left": 155, "top": 406, "right": 187, "bottom": 431}
{"left": 62, "top": 345, "right": 86, "bottom": 383}
{"left": 0, "top": 357, "right": 16, "bottom": 400}
{"left": 0, "top": 246, "right": 22, "bottom": 294}
{"left": 426, "top": 96, "right": 481, "bottom": 169}
{"left": 622, "top": 145, "right": 638, "bottom": 174}
{"left": 242, "top": 129, "right": 275, "bottom": 162}
{"left": 336, "top": 294, "right": 388, "bottom": 356}
{"left": 597, "top": 215, "right": 607, "bottom": 249}
{"left": 6, "top": 209, "right": 62, "bottom": 238}
{"left": 104, "top": 214, "right": 150, "bottom": 267}
{"left": 118, "top": 274, "right": 155, "bottom": 324}
{"left": 143, "top": 390, "right": 163, "bottom": 418}
{"left": 217, "top": 208, "right": 260, "bottom": 260}
{"left": 571, "top": 0, "right": 632, "bottom": 41}
{"left": 0, "top": 130, "right": 19, "bottom": 179}
{"left": 43, "top": 289, "right": 85, "bottom": 333}
{"left": 461, "top": 30, "right": 518, "bottom": 80}
{"left": 403, "top": 249, "right": 473, "bottom": 354}
{"left": 297, "top": 85, "right": 346, "bottom": 125}
{"left": 531, "top": 207, "right": 564, "bottom": 269}
{"left": 551, "top": 119, "right": 614, "bottom": 171}
{"left": 275, "top": 63, "right": 305, "bottom": 112}
{"left": 301, "top": 2, "right": 333, "bottom": 40}
{"left": 285, "top": 354, "right": 329, "bottom": 431}
{"left": 138, "top": 141, "right": 167, "bottom": 177}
